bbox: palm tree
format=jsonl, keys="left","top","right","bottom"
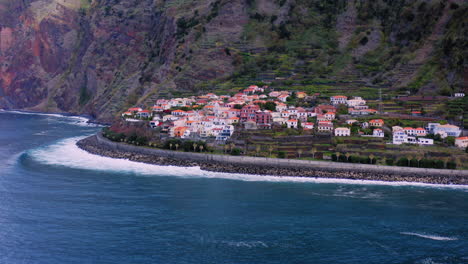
{"left": 175, "top": 143, "right": 179, "bottom": 151}
{"left": 169, "top": 143, "right": 173, "bottom": 150}
{"left": 255, "top": 145, "right": 261, "bottom": 156}
{"left": 224, "top": 144, "right": 229, "bottom": 153}
{"left": 345, "top": 153, "right": 351, "bottom": 162}
{"left": 193, "top": 143, "right": 198, "bottom": 152}
{"left": 335, "top": 152, "right": 341, "bottom": 161}
{"left": 406, "top": 155, "right": 413, "bottom": 167}
{"left": 311, "top": 147, "right": 317, "bottom": 159}
{"left": 297, "top": 149, "right": 303, "bottom": 158}
{"left": 230, "top": 143, "right": 236, "bottom": 152}
{"left": 369, "top": 154, "right": 375, "bottom": 164}
{"left": 199, "top": 145, "right": 204, "bottom": 152}
{"left": 268, "top": 145, "right": 274, "bottom": 157}
{"left": 416, "top": 156, "right": 423, "bottom": 167}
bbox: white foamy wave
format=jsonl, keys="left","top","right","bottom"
{"left": 221, "top": 240, "right": 268, "bottom": 248}
{"left": 0, "top": 110, "right": 100, "bottom": 127}
{"left": 400, "top": 232, "right": 458, "bottom": 241}
{"left": 26, "top": 136, "right": 468, "bottom": 189}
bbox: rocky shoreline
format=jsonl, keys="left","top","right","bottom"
{"left": 77, "top": 135, "right": 468, "bottom": 185}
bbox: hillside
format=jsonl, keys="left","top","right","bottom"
{"left": 0, "top": 0, "right": 466, "bottom": 121}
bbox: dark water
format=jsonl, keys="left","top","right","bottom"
{"left": 0, "top": 111, "right": 467, "bottom": 264}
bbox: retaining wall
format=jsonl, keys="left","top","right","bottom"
{"left": 96, "top": 133, "right": 468, "bottom": 177}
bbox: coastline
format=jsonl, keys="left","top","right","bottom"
{"left": 0, "top": 109, "right": 110, "bottom": 126}
{"left": 76, "top": 134, "right": 468, "bottom": 185}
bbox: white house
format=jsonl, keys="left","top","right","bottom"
{"left": 454, "top": 93, "right": 465, "bottom": 97}
{"left": 393, "top": 131, "right": 408, "bottom": 145}
{"left": 330, "top": 95, "right": 347, "bottom": 105}
{"left": 373, "top": 128, "right": 384, "bottom": 138}
{"left": 346, "top": 97, "right": 366, "bottom": 107}
{"left": 216, "top": 125, "right": 235, "bottom": 141}
{"left": 455, "top": 137, "right": 468, "bottom": 148}
{"left": 335, "top": 127, "right": 350, "bottom": 137}
{"left": 303, "top": 122, "right": 314, "bottom": 130}
{"left": 287, "top": 119, "right": 298, "bottom": 129}
{"left": 433, "top": 124, "right": 462, "bottom": 137}
{"left": 393, "top": 130, "right": 433, "bottom": 145}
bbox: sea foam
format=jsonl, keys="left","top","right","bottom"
{"left": 26, "top": 136, "right": 468, "bottom": 189}
{"left": 0, "top": 110, "right": 99, "bottom": 127}
{"left": 400, "top": 232, "right": 458, "bottom": 241}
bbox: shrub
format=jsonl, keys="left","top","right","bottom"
{"left": 231, "top": 148, "right": 242, "bottom": 156}
{"left": 397, "top": 158, "right": 409, "bottom": 166}
{"left": 278, "top": 151, "right": 286, "bottom": 159}
{"left": 386, "top": 159, "right": 394, "bottom": 166}
{"left": 434, "top": 160, "right": 444, "bottom": 169}
{"left": 446, "top": 161, "right": 457, "bottom": 169}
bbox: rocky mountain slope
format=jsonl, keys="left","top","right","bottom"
{"left": 0, "top": 0, "right": 466, "bottom": 121}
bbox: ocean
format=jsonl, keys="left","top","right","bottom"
{"left": 0, "top": 111, "right": 467, "bottom": 264}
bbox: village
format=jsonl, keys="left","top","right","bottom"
{"left": 107, "top": 85, "right": 467, "bottom": 169}
{"left": 121, "top": 85, "right": 466, "bottom": 149}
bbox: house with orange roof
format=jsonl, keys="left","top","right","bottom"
{"left": 296, "top": 92, "right": 307, "bottom": 99}
{"left": 334, "top": 127, "right": 350, "bottom": 137}
{"left": 303, "top": 122, "right": 314, "bottom": 130}
{"left": 277, "top": 94, "right": 289, "bottom": 102}
{"left": 369, "top": 119, "right": 384, "bottom": 127}
{"left": 287, "top": 119, "right": 298, "bottom": 129}
{"left": 171, "top": 109, "right": 186, "bottom": 116}
{"left": 317, "top": 121, "right": 333, "bottom": 132}
{"left": 172, "top": 127, "right": 191, "bottom": 138}
{"left": 330, "top": 95, "right": 347, "bottom": 105}
{"left": 137, "top": 110, "right": 151, "bottom": 118}
{"left": 455, "top": 137, "right": 468, "bottom": 148}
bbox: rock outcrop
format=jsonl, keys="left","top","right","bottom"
{"left": 0, "top": 0, "right": 466, "bottom": 121}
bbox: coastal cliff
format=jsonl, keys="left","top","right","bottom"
{"left": 76, "top": 134, "right": 468, "bottom": 185}
{"left": 1, "top": 0, "right": 466, "bottom": 121}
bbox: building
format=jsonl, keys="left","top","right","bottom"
{"left": 255, "top": 110, "right": 272, "bottom": 129}
{"left": 330, "top": 95, "right": 347, "bottom": 105}
{"left": 393, "top": 131, "right": 408, "bottom": 145}
{"left": 303, "top": 122, "right": 314, "bottom": 130}
{"left": 346, "top": 97, "right": 366, "bottom": 107}
{"left": 240, "top": 104, "right": 260, "bottom": 122}
{"left": 369, "top": 119, "right": 384, "bottom": 127}
{"left": 335, "top": 127, "right": 350, "bottom": 137}
{"left": 216, "top": 125, "right": 235, "bottom": 141}
{"left": 314, "top": 104, "right": 336, "bottom": 114}
{"left": 346, "top": 119, "right": 358, "bottom": 125}
{"left": 137, "top": 110, "right": 151, "bottom": 118}
{"left": 455, "top": 137, "right": 468, "bottom": 148}
{"left": 433, "top": 124, "right": 462, "bottom": 137}
{"left": 287, "top": 119, "right": 298, "bottom": 129}
{"left": 173, "top": 127, "right": 191, "bottom": 138}
{"left": 296, "top": 92, "right": 307, "bottom": 99}
{"left": 373, "top": 128, "right": 384, "bottom": 138}
{"left": 318, "top": 121, "right": 333, "bottom": 132}
{"left": 393, "top": 130, "right": 433, "bottom": 145}
{"left": 454, "top": 93, "right": 465, "bottom": 97}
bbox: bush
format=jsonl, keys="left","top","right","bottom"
{"left": 410, "top": 159, "right": 419, "bottom": 167}
{"left": 397, "top": 158, "right": 409, "bottom": 166}
{"left": 446, "top": 161, "right": 457, "bottom": 169}
{"left": 386, "top": 159, "right": 394, "bottom": 166}
{"left": 277, "top": 151, "right": 286, "bottom": 159}
{"left": 434, "top": 160, "right": 444, "bottom": 169}
{"left": 231, "top": 148, "right": 242, "bottom": 156}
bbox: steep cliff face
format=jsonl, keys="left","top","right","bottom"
{"left": 0, "top": 0, "right": 466, "bottom": 121}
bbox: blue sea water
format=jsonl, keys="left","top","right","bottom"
{"left": 0, "top": 111, "right": 467, "bottom": 264}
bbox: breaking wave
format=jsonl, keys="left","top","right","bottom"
{"left": 0, "top": 110, "right": 99, "bottom": 127}
{"left": 400, "top": 232, "right": 458, "bottom": 241}
{"left": 24, "top": 136, "right": 468, "bottom": 189}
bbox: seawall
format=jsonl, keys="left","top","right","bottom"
{"left": 76, "top": 133, "right": 468, "bottom": 185}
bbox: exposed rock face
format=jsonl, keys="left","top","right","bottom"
{"left": 0, "top": 0, "right": 466, "bottom": 121}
